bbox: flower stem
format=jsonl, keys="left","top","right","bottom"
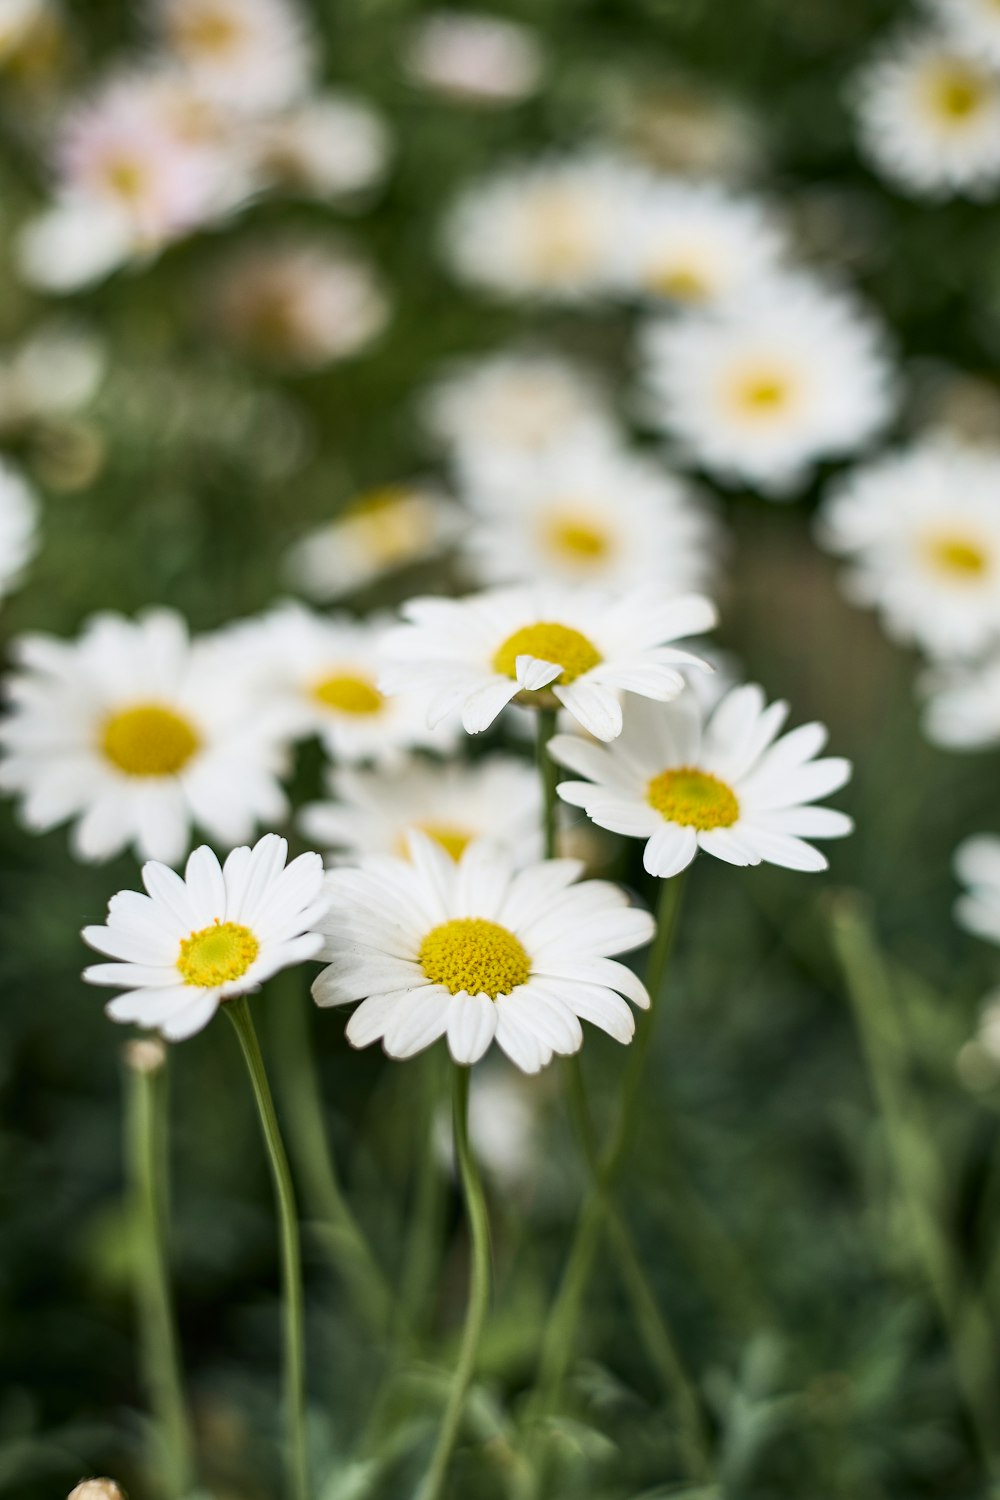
{"left": 414, "top": 1065, "right": 492, "bottom": 1500}
{"left": 536, "top": 707, "right": 560, "bottom": 860}
{"left": 125, "top": 1045, "right": 196, "bottom": 1500}
{"left": 226, "top": 996, "right": 310, "bottom": 1500}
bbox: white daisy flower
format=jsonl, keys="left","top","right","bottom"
{"left": 616, "top": 177, "right": 787, "bottom": 305}
{"left": 380, "top": 586, "right": 717, "bottom": 742}
{"left": 639, "top": 274, "right": 895, "bottom": 495}
{"left": 83, "top": 834, "right": 328, "bottom": 1042}
{"left": 301, "top": 753, "right": 542, "bottom": 865}
{"left": 249, "top": 91, "right": 390, "bottom": 200}
{"left": 286, "top": 482, "right": 464, "bottom": 602}
{"left": 421, "top": 348, "right": 615, "bottom": 471}
{"left": 0, "top": 609, "right": 291, "bottom": 865}
{"left": 459, "top": 432, "right": 719, "bottom": 594}
{"left": 0, "top": 461, "right": 39, "bottom": 601}
{"left": 955, "top": 834, "right": 1000, "bottom": 946}
{"left": 853, "top": 28, "right": 1000, "bottom": 199}
{"left": 442, "top": 153, "right": 639, "bottom": 302}
{"left": 16, "top": 199, "right": 135, "bottom": 293}
{"left": 0, "top": 322, "right": 105, "bottom": 434}
{"left": 551, "top": 685, "right": 853, "bottom": 877}
{"left": 922, "top": 654, "right": 1000, "bottom": 747}
{"left": 227, "top": 604, "right": 455, "bottom": 764}
{"left": 156, "top": 0, "right": 315, "bottom": 112}
{"left": 312, "top": 832, "right": 655, "bottom": 1072}
{"left": 819, "top": 441, "right": 1000, "bottom": 660}
{"left": 931, "top": 0, "right": 1000, "bottom": 70}
{"left": 402, "top": 11, "right": 543, "bottom": 106}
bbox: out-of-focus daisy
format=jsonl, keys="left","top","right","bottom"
{"left": 422, "top": 349, "right": 615, "bottom": 470}
{"left": 287, "top": 482, "right": 464, "bottom": 601}
{"left": 312, "top": 832, "right": 654, "bottom": 1072}
{"left": 209, "top": 237, "right": 389, "bottom": 370}
{"left": 83, "top": 834, "right": 327, "bottom": 1042}
{"left": 932, "top": 0, "right": 1000, "bottom": 70}
{"left": 156, "top": 0, "right": 314, "bottom": 112}
{"left": 0, "top": 322, "right": 104, "bottom": 435}
{"left": 443, "top": 154, "right": 638, "bottom": 301}
{"left": 403, "top": 11, "right": 543, "bottom": 106}
{"left": 301, "top": 754, "right": 542, "bottom": 865}
{"left": 616, "top": 178, "right": 787, "bottom": 305}
{"left": 16, "top": 199, "right": 135, "bottom": 293}
{"left": 955, "top": 834, "right": 1000, "bottom": 945}
{"left": 611, "top": 81, "right": 764, "bottom": 179}
{"left": 922, "top": 655, "right": 1000, "bottom": 747}
{"left": 819, "top": 441, "right": 1000, "bottom": 660}
{"left": 249, "top": 92, "right": 390, "bottom": 200}
{"left": 0, "top": 609, "right": 291, "bottom": 865}
{"left": 0, "top": 461, "right": 39, "bottom": 600}
{"left": 640, "top": 274, "right": 895, "bottom": 495}
{"left": 853, "top": 29, "right": 1000, "bottom": 199}
{"left": 229, "top": 604, "right": 454, "bottom": 764}
{"left": 459, "top": 433, "right": 719, "bottom": 594}
{"left": 0, "top": 0, "right": 47, "bottom": 62}
{"left": 438, "top": 1063, "right": 542, "bottom": 1189}
{"left": 380, "top": 587, "right": 716, "bottom": 741}
{"left": 551, "top": 686, "right": 852, "bottom": 877}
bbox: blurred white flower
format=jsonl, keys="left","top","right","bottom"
{"left": 922, "top": 655, "right": 1000, "bottom": 747}
{"left": 955, "top": 834, "right": 1000, "bottom": 947}
{"left": 156, "top": 0, "right": 314, "bottom": 112}
{"left": 443, "top": 153, "right": 639, "bottom": 301}
{"left": 422, "top": 349, "right": 616, "bottom": 472}
{"left": 210, "top": 237, "right": 389, "bottom": 370}
{"left": 610, "top": 81, "right": 764, "bottom": 179}
{"left": 84, "top": 834, "right": 327, "bottom": 1042}
{"left": 301, "top": 753, "right": 542, "bottom": 865}
{"left": 459, "top": 432, "right": 720, "bottom": 594}
{"left": 552, "top": 685, "right": 853, "bottom": 877}
{"left": 249, "top": 91, "right": 390, "bottom": 200}
{"left": 312, "top": 832, "right": 654, "bottom": 1072}
{"left": 0, "top": 322, "right": 104, "bottom": 433}
{"left": 853, "top": 29, "right": 1000, "bottom": 198}
{"left": 931, "top": 0, "right": 1000, "bottom": 70}
{"left": 819, "top": 441, "right": 1000, "bottom": 660}
{"left": 380, "top": 587, "right": 715, "bottom": 741}
{"left": 16, "top": 199, "right": 134, "bottom": 292}
{"left": 436, "top": 1062, "right": 542, "bottom": 1189}
{"left": 403, "top": 10, "right": 543, "bottom": 106}
{"left": 615, "top": 177, "right": 787, "bottom": 305}
{"left": 0, "top": 609, "right": 291, "bottom": 864}
{"left": 0, "top": 460, "right": 39, "bottom": 600}
{"left": 227, "top": 603, "right": 456, "bottom": 764}
{"left": 640, "top": 273, "right": 895, "bottom": 495}
{"left": 287, "top": 482, "right": 464, "bottom": 601}
{"left": 0, "top": 0, "right": 47, "bottom": 62}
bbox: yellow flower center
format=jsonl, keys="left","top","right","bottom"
{"left": 728, "top": 367, "right": 795, "bottom": 419}
{"left": 418, "top": 917, "right": 530, "bottom": 998}
{"left": 101, "top": 704, "right": 200, "bottom": 777}
{"left": 174, "top": 6, "right": 243, "bottom": 58}
{"left": 416, "top": 822, "right": 475, "bottom": 861}
{"left": 312, "top": 672, "right": 385, "bottom": 716}
{"left": 177, "top": 920, "right": 259, "bottom": 987}
{"left": 647, "top": 262, "right": 710, "bottom": 301}
{"left": 527, "top": 192, "right": 600, "bottom": 281}
{"left": 647, "top": 767, "right": 740, "bottom": 829}
{"left": 103, "top": 155, "right": 149, "bottom": 203}
{"left": 927, "top": 62, "right": 988, "bottom": 121}
{"left": 923, "top": 533, "right": 990, "bottom": 580}
{"left": 492, "top": 622, "right": 602, "bottom": 684}
{"left": 347, "top": 487, "right": 430, "bottom": 565}
{"left": 543, "top": 512, "right": 614, "bottom": 565}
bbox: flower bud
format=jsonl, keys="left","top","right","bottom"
{"left": 123, "top": 1038, "right": 167, "bottom": 1075}
{"left": 67, "top": 1481, "right": 127, "bottom": 1500}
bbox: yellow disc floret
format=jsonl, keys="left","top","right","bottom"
{"left": 647, "top": 767, "right": 740, "bottom": 829}
{"left": 923, "top": 533, "right": 990, "bottom": 580}
{"left": 101, "top": 704, "right": 200, "bottom": 777}
{"left": 177, "top": 920, "right": 259, "bottom": 988}
{"left": 492, "top": 622, "right": 602, "bottom": 684}
{"left": 543, "top": 513, "right": 614, "bottom": 566}
{"left": 729, "top": 369, "right": 794, "bottom": 417}
{"left": 418, "top": 917, "right": 530, "bottom": 999}
{"left": 926, "top": 61, "right": 987, "bottom": 122}
{"left": 647, "top": 263, "right": 710, "bottom": 302}
{"left": 312, "top": 672, "right": 385, "bottom": 715}
{"left": 415, "top": 822, "right": 475, "bottom": 861}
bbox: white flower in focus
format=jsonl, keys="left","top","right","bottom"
{"left": 157, "top": 0, "right": 314, "bottom": 112}
{"left": 639, "top": 274, "right": 895, "bottom": 495}
{"left": 403, "top": 11, "right": 543, "bottom": 106}
{"left": 422, "top": 349, "right": 616, "bottom": 471}
{"left": 551, "top": 686, "right": 852, "bottom": 877}
{"left": 0, "top": 461, "right": 39, "bottom": 600}
{"left": 459, "top": 434, "right": 719, "bottom": 594}
{"left": 301, "top": 754, "right": 542, "bottom": 865}
{"left": 0, "top": 609, "right": 291, "bottom": 864}
{"left": 922, "top": 655, "right": 1000, "bottom": 747}
{"left": 312, "top": 833, "right": 654, "bottom": 1071}
{"left": 210, "top": 238, "right": 388, "bottom": 370}
{"left": 931, "top": 0, "right": 1000, "bottom": 69}
{"left": 83, "top": 834, "right": 327, "bottom": 1042}
{"left": 616, "top": 178, "right": 787, "bottom": 305}
{"left": 853, "top": 29, "right": 1000, "bottom": 198}
{"left": 443, "top": 154, "right": 639, "bottom": 301}
{"left": 380, "top": 586, "right": 716, "bottom": 742}
{"left": 287, "top": 483, "right": 464, "bottom": 601}
{"left": 819, "top": 442, "right": 1000, "bottom": 660}
{"left": 228, "top": 604, "right": 455, "bottom": 764}
{"left": 249, "top": 92, "right": 390, "bottom": 200}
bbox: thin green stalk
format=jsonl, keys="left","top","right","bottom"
{"left": 125, "top": 1043, "right": 195, "bottom": 1500}
{"left": 536, "top": 708, "right": 559, "bottom": 860}
{"left": 414, "top": 1066, "right": 492, "bottom": 1500}
{"left": 397, "top": 1047, "right": 450, "bottom": 1346}
{"left": 226, "top": 996, "right": 310, "bottom": 1500}
{"left": 269, "top": 974, "right": 393, "bottom": 1333}
{"left": 830, "top": 895, "right": 1000, "bottom": 1480}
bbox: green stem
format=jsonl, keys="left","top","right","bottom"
{"left": 226, "top": 997, "right": 310, "bottom": 1500}
{"left": 414, "top": 1066, "right": 492, "bottom": 1500}
{"left": 125, "top": 1046, "right": 196, "bottom": 1499}
{"left": 397, "top": 1048, "right": 450, "bottom": 1346}
{"left": 536, "top": 708, "right": 559, "bottom": 860}
{"left": 830, "top": 895, "right": 1000, "bottom": 1479}
{"left": 269, "top": 975, "right": 393, "bottom": 1334}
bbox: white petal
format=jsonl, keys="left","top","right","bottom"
{"left": 554, "top": 680, "right": 623, "bottom": 742}
{"left": 382, "top": 986, "right": 451, "bottom": 1058}
{"left": 446, "top": 992, "right": 498, "bottom": 1064}
{"left": 515, "top": 655, "right": 562, "bottom": 691}
{"left": 642, "top": 824, "right": 699, "bottom": 878}
{"left": 159, "top": 991, "right": 220, "bottom": 1040}
{"left": 184, "top": 845, "right": 227, "bottom": 922}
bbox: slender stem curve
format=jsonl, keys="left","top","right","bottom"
{"left": 536, "top": 708, "right": 560, "bottom": 860}
{"left": 227, "top": 996, "right": 310, "bottom": 1500}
